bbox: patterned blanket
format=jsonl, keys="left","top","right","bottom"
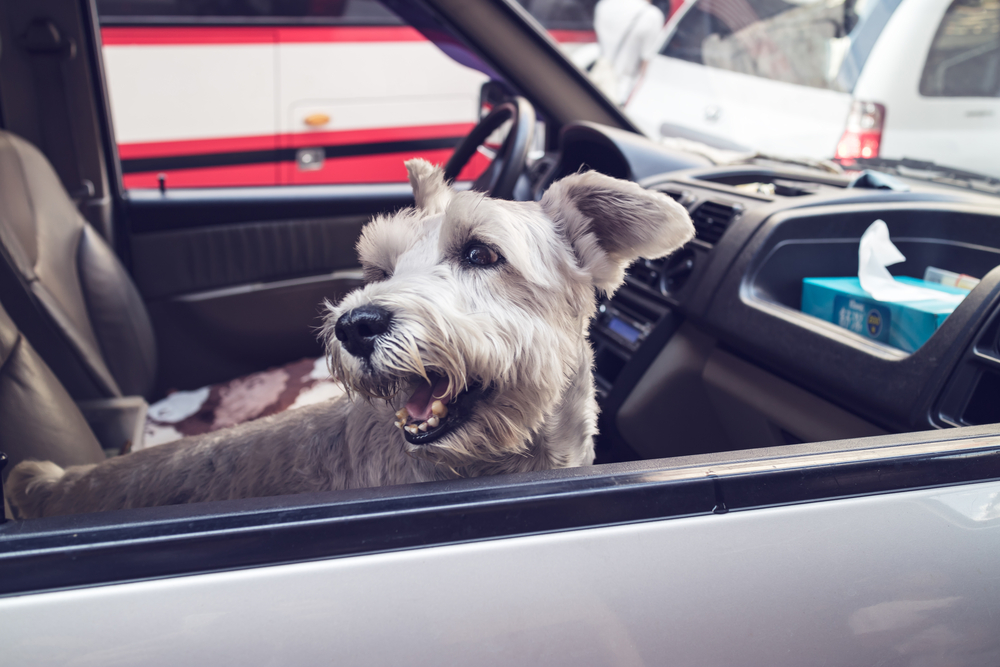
{"left": 139, "top": 357, "right": 345, "bottom": 450}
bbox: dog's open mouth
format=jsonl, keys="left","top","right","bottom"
{"left": 394, "top": 372, "right": 483, "bottom": 445}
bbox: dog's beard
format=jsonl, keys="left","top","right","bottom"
{"left": 325, "top": 322, "right": 554, "bottom": 469}
{"left": 329, "top": 322, "right": 469, "bottom": 409}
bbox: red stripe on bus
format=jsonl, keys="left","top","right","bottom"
{"left": 101, "top": 25, "right": 594, "bottom": 46}
{"left": 275, "top": 26, "right": 425, "bottom": 43}
{"left": 123, "top": 162, "right": 278, "bottom": 188}
{"left": 102, "top": 26, "right": 276, "bottom": 45}
{"left": 119, "top": 134, "right": 277, "bottom": 159}
{"left": 117, "top": 123, "right": 475, "bottom": 160}
{"left": 102, "top": 26, "right": 425, "bottom": 45}
{"left": 122, "top": 148, "right": 489, "bottom": 189}
{"left": 280, "top": 123, "right": 475, "bottom": 149}
{"left": 547, "top": 30, "right": 597, "bottom": 43}
{"left": 277, "top": 148, "right": 487, "bottom": 184}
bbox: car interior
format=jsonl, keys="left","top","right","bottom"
{"left": 2, "top": 0, "right": 1000, "bottom": 526}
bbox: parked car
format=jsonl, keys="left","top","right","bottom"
{"left": 2, "top": 0, "right": 1000, "bottom": 665}
{"left": 626, "top": 0, "right": 1000, "bottom": 179}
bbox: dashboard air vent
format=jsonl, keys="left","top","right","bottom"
{"left": 935, "top": 301, "right": 1000, "bottom": 427}
{"left": 628, "top": 258, "right": 663, "bottom": 291}
{"left": 692, "top": 201, "right": 740, "bottom": 245}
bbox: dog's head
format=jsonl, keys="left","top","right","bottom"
{"left": 323, "top": 159, "right": 693, "bottom": 470}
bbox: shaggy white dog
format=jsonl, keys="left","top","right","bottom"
{"left": 6, "top": 160, "right": 693, "bottom": 518}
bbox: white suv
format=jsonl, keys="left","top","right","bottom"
{"left": 626, "top": 0, "right": 1000, "bottom": 178}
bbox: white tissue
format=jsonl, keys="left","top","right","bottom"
{"left": 858, "top": 220, "right": 964, "bottom": 303}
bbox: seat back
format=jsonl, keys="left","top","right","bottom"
{"left": 0, "top": 298, "right": 106, "bottom": 484}
{"left": 0, "top": 130, "right": 156, "bottom": 399}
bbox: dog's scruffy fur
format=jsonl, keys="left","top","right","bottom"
{"left": 6, "top": 160, "right": 694, "bottom": 518}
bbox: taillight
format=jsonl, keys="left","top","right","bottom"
{"left": 835, "top": 101, "right": 885, "bottom": 161}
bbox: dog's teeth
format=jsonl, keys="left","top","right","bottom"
{"left": 405, "top": 425, "right": 419, "bottom": 435}
{"left": 418, "top": 422, "right": 428, "bottom": 432}
{"left": 395, "top": 420, "right": 404, "bottom": 429}
{"left": 427, "top": 416, "right": 439, "bottom": 428}
{"left": 395, "top": 408, "right": 407, "bottom": 422}
{"left": 431, "top": 400, "right": 448, "bottom": 418}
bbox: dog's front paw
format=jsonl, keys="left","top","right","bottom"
{"left": 6, "top": 460, "right": 66, "bottom": 519}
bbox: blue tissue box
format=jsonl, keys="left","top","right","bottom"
{"left": 801, "top": 276, "right": 969, "bottom": 353}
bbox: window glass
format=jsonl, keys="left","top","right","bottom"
{"left": 661, "top": 0, "right": 890, "bottom": 92}
{"left": 516, "top": 0, "right": 599, "bottom": 30}
{"left": 920, "top": 0, "right": 1000, "bottom": 97}
{"left": 512, "top": 0, "right": 602, "bottom": 70}
{"left": 95, "top": 0, "right": 489, "bottom": 189}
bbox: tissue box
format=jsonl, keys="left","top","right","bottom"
{"left": 801, "top": 276, "right": 969, "bottom": 352}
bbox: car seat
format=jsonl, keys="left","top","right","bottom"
{"left": 0, "top": 130, "right": 342, "bottom": 449}
{"left": 0, "top": 130, "right": 155, "bottom": 400}
{"left": 0, "top": 297, "right": 106, "bottom": 489}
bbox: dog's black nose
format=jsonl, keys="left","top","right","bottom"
{"left": 334, "top": 305, "right": 393, "bottom": 359}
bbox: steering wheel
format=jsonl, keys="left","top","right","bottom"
{"left": 444, "top": 96, "right": 535, "bottom": 200}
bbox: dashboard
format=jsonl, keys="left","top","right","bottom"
{"left": 538, "top": 123, "right": 1000, "bottom": 463}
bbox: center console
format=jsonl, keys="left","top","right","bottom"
{"left": 559, "top": 131, "right": 1000, "bottom": 461}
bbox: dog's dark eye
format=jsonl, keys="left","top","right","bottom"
{"left": 464, "top": 243, "right": 501, "bottom": 267}
{"left": 364, "top": 266, "right": 390, "bottom": 282}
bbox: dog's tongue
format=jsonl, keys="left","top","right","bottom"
{"left": 405, "top": 374, "right": 450, "bottom": 421}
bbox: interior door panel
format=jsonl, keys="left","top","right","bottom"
{"left": 124, "top": 185, "right": 412, "bottom": 394}
{"left": 124, "top": 183, "right": 414, "bottom": 232}
{"left": 130, "top": 215, "right": 369, "bottom": 299}
{"left": 145, "top": 272, "right": 363, "bottom": 394}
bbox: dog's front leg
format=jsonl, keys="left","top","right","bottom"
{"left": 6, "top": 398, "right": 361, "bottom": 518}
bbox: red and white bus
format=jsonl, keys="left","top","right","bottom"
{"left": 96, "top": 0, "right": 599, "bottom": 189}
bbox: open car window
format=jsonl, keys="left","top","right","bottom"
{"left": 94, "top": 0, "right": 490, "bottom": 189}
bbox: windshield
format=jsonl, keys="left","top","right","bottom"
{"left": 517, "top": 0, "right": 1000, "bottom": 180}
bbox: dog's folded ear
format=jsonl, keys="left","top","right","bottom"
{"left": 406, "top": 158, "right": 452, "bottom": 215}
{"left": 541, "top": 171, "right": 695, "bottom": 294}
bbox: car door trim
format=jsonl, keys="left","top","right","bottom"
{"left": 1, "top": 425, "right": 999, "bottom": 597}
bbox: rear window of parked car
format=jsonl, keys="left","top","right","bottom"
{"left": 920, "top": 0, "right": 1000, "bottom": 97}
{"left": 660, "top": 0, "right": 901, "bottom": 93}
